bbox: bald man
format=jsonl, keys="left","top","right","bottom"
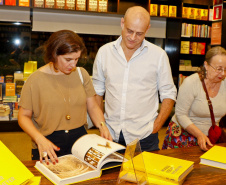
{"left": 92, "top": 6, "right": 177, "bottom": 151}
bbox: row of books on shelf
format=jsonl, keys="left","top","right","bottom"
{"left": 182, "top": 7, "right": 209, "bottom": 20}
{"left": 150, "top": 4, "right": 177, "bottom": 17}
{"left": 180, "top": 41, "right": 206, "bottom": 55}
{"left": 181, "top": 23, "right": 211, "bottom": 38}
{"left": 179, "top": 60, "right": 200, "bottom": 72}
{"left": 1, "top": 0, "right": 108, "bottom": 12}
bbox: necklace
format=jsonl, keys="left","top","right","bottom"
{"left": 50, "top": 64, "right": 71, "bottom": 120}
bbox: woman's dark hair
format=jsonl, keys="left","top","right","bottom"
{"left": 199, "top": 46, "right": 226, "bottom": 80}
{"left": 44, "top": 30, "right": 86, "bottom": 64}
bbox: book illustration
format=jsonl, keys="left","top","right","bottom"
{"left": 88, "top": 0, "right": 98, "bottom": 11}
{"left": 200, "top": 146, "right": 226, "bottom": 170}
{"left": 65, "top": 0, "right": 75, "bottom": 9}
{"left": 182, "top": 7, "right": 188, "bottom": 18}
{"left": 195, "top": 8, "right": 201, "bottom": 20}
{"left": 45, "top": 0, "right": 55, "bottom": 8}
{"left": 180, "top": 41, "right": 190, "bottom": 54}
{"left": 188, "top": 7, "right": 196, "bottom": 19}
{"left": 201, "top": 9, "right": 208, "bottom": 20}
{"left": 196, "top": 42, "right": 206, "bottom": 55}
{"left": 98, "top": 0, "right": 108, "bottom": 12}
{"left": 160, "top": 5, "right": 168, "bottom": 17}
{"left": 150, "top": 4, "right": 158, "bottom": 16}
{"left": 56, "top": 0, "right": 65, "bottom": 9}
{"left": 76, "top": 0, "right": 86, "bottom": 10}
{"left": 35, "top": 134, "right": 126, "bottom": 184}
{"left": 43, "top": 155, "right": 94, "bottom": 179}
{"left": 34, "top": 0, "right": 44, "bottom": 7}
{"left": 169, "top": 5, "right": 177, "bottom": 17}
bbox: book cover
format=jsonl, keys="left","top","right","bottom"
{"left": 0, "top": 76, "right": 4, "bottom": 83}
{"left": 88, "top": 0, "right": 98, "bottom": 11}
{"left": 184, "top": 60, "right": 192, "bottom": 71}
{"left": 55, "top": 0, "right": 65, "bottom": 9}
{"left": 121, "top": 151, "right": 194, "bottom": 184}
{"left": 98, "top": 0, "right": 107, "bottom": 12}
{"left": 211, "top": 22, "right": 222, "bottom": 45}
{"left": 5, "top": 83, "right": 15, "bottom": 96}
{"left": 16, "top": 80, "right": 24, "bottom": 95}
{"left": 179, "top": 60, "right": 185, "bottom": 71}
{"left": 201, "top": 9, "right": 208, "bottom": 20}
{"left": 0, "top": 141, "right": 34, "bottom": 185}
{"left": 45, "top": 0, "right": 55, "bottom": 8}
{"left": 19, "top": 0, "right": 30, "bottom": 6}
{"left": 180, "top": 41, "right": 190, "bottom": 54}
{"left": 196, "top": 42, "right": 206, "bottom": 55}
{"left": 35, "top": 134, "right": 126, "bottom": 185}
{"left": 160, "top": 5, "right": 168, "bottom": 17}
{"left": 76, "top": 0, "right": 86, "bottom": 10}
{"left": 65, "top": 0, "right": 75, "bottom": 9}
{"left": 0, "top": 0, "right": 3, "bottom": 5}
{"left": 188, "top": 7, "right": 196, "bottom": 19}
{"left": 192, "top": 42, "right": 197, "bottom": 54}
{"left": 5, "top": 0, "right": 16, "bottom": 6}
{"left": 150, "top": 4, "right": 158, "bottom": 16}
{"left": 34, "top": 0, "right": 44, "bottom": 7}
{"left": 169, "top": 5, "right": 177, "bottom": 17}
{"left": 195, "top": 8, "right": 201, "bottom": 20}
{"left": 182, "top": 7, "right": 188, "bottom": 18}
{"left": 200, "top": 146, "right": 226, "bottom": 170}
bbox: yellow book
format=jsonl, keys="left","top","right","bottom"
{"left": 182, "top": 7, "right": 188, "bottom": 18}
{"left": 201, "top": 9, "right": 208, "bottom": 20}
{"left": 188, "top": 7, "right": 196, "bottom": 19}
{"left": 180, "top": 41, "right": 190, "bottom": 54}
{"left": 0, "top": 141, "right": 34, "bottom": 185}
{"left": 35, "top": 134, "right": 126, "bottom": 184}
{"left": 5, "top": 83, "right": 15, "bottom": 96}
{"left": 22, "top": 176, "right": 41, "bottom": 185}
{"left": 195, "top": 8, "right": 201, "bottom": 20}
{"left": 169, "top": 5, "right": 177, "bottom": 17}
{"left": 160, "top": 5, "right": 168, "bottom": 17}
{"left": 98, "top": 0, "right": 108, "bottom": 12}
{"left": 200, "top": 146, "right": 226, "bottom": 170}
{"left": 121, "top": 152, "right": 194, "bottom": 185}
{"left": 150, "top": 4, "right": 158, "bottom": 16}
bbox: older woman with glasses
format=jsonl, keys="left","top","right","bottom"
{"left": 162, "top": 46, "right": 226, "bottom": 151}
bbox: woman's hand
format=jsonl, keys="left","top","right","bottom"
{"left": 98, "top": 123, "right": 113, "bottom": 141}
{"left": 35, "top": 135, "right": 60, "bottom": 164}
{"left": 197, "top": 133, "right": 213, "bottom": 151}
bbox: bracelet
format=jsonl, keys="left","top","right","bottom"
{"left": 99, "top": 121, "right": 106, "bottom": 128}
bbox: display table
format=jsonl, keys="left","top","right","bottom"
{"left": 23, "top": 143, "right": 226, "bottom": 185}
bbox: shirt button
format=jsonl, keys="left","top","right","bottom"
{"left": 65, "top": 130, "right": 69, "bottom": 133}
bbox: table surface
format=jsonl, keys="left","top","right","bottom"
{"left": 24, "top": 143, "right": 226, "bottom": 185}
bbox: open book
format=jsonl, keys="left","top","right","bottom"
{"left": 35, "top": 134, "right": 126, "bottom": 185}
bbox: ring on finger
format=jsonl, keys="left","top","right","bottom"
{"left": 42, "top": 151, "right": 48, "bottom": 158}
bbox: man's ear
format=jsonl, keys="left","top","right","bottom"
{"left": 121, "top": 17, "right": 125, "bottom": 29}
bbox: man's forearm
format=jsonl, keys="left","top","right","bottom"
{"left": 153, "top": 98, "right": 175, "bottom": 133}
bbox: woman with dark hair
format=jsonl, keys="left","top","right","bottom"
{"left": 18, "top": 30, "right": 112, "bottom": 164}
{"left": 162, "top": 46, "right": 226, "bottom": 151}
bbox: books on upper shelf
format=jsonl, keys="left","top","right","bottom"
{"left": 45, "top": 0, "right": 55, "bottom": 8}
{"left": 35, "top": 134, "right": 126, "bottom": 185}
{"left": 150, "top": 4, "right": 158, "bottom": 16}
{"left": 19, "top": 0, "right": 30, "bottom": 6}
{"left": 34, "top": 0, "right": 44, "bottom": 7}
{"left": 200, "top": 146, "right": 226, "bottom": 170}
{"left": 201, "top": 9, "right": 208, "bottom": 20}
{"left": 0, "top": 141, "right": 35, "bottom": 185}
{"left": 195, "top": 8, "right": 201, "bottom": 20}
{"left": 5, "top": 0, "right": 16, "bottom": 5}
{"left": 98, "top": 0, "right": 107, "bottom": 12}
{"left": 160, "top": 5, "right": 168, "bottom": 17}
{"left": 88, "top": 0, "right": 98, "bottom": 11}
{"left": 76, "top": 0, "right": 86, "bottom": 10}
{"left": 190, "top": 42, "right": 197, "bottom": 54}
{"left": 5, "top": 83, "right": 15, "bottom": 96}
{"left": 121, "top": 151, "right": 194, "bottom": 185}
{"left": 182, "top": 7, "right": 188, "bottom": 18}
{"left": 188, "top": 7, "right": 196, "bottom": 19}
{"left": 65, "top": 0, "right": 75, "bottom": 9}
{"left": 169, "top": 5, "right": 177, "bottom": 17}
{"left": 56, "top": 0, "right": 65, "bottom": 9}
{"left": 180, "top": 41, "right": 190, "bottom": 54}
{"left": 0, "top": 0, "right": 3, "bottom": 5}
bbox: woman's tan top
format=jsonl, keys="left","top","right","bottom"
{"left": 19, "top": 67, "right": 95, "bottom": 138}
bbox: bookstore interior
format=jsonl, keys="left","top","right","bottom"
{"left": 0, "top": 0, "right": 226, "bottom": 184}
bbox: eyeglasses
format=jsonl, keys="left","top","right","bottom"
{"left": 209, "top": 64, "right": 226, "bottom": 74}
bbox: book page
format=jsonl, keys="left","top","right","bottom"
{"left": 42, "top": 155, "right": 94, "bottom": 179}
{"left": 72, "top": 134, "right": 125, "bottom": 169}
